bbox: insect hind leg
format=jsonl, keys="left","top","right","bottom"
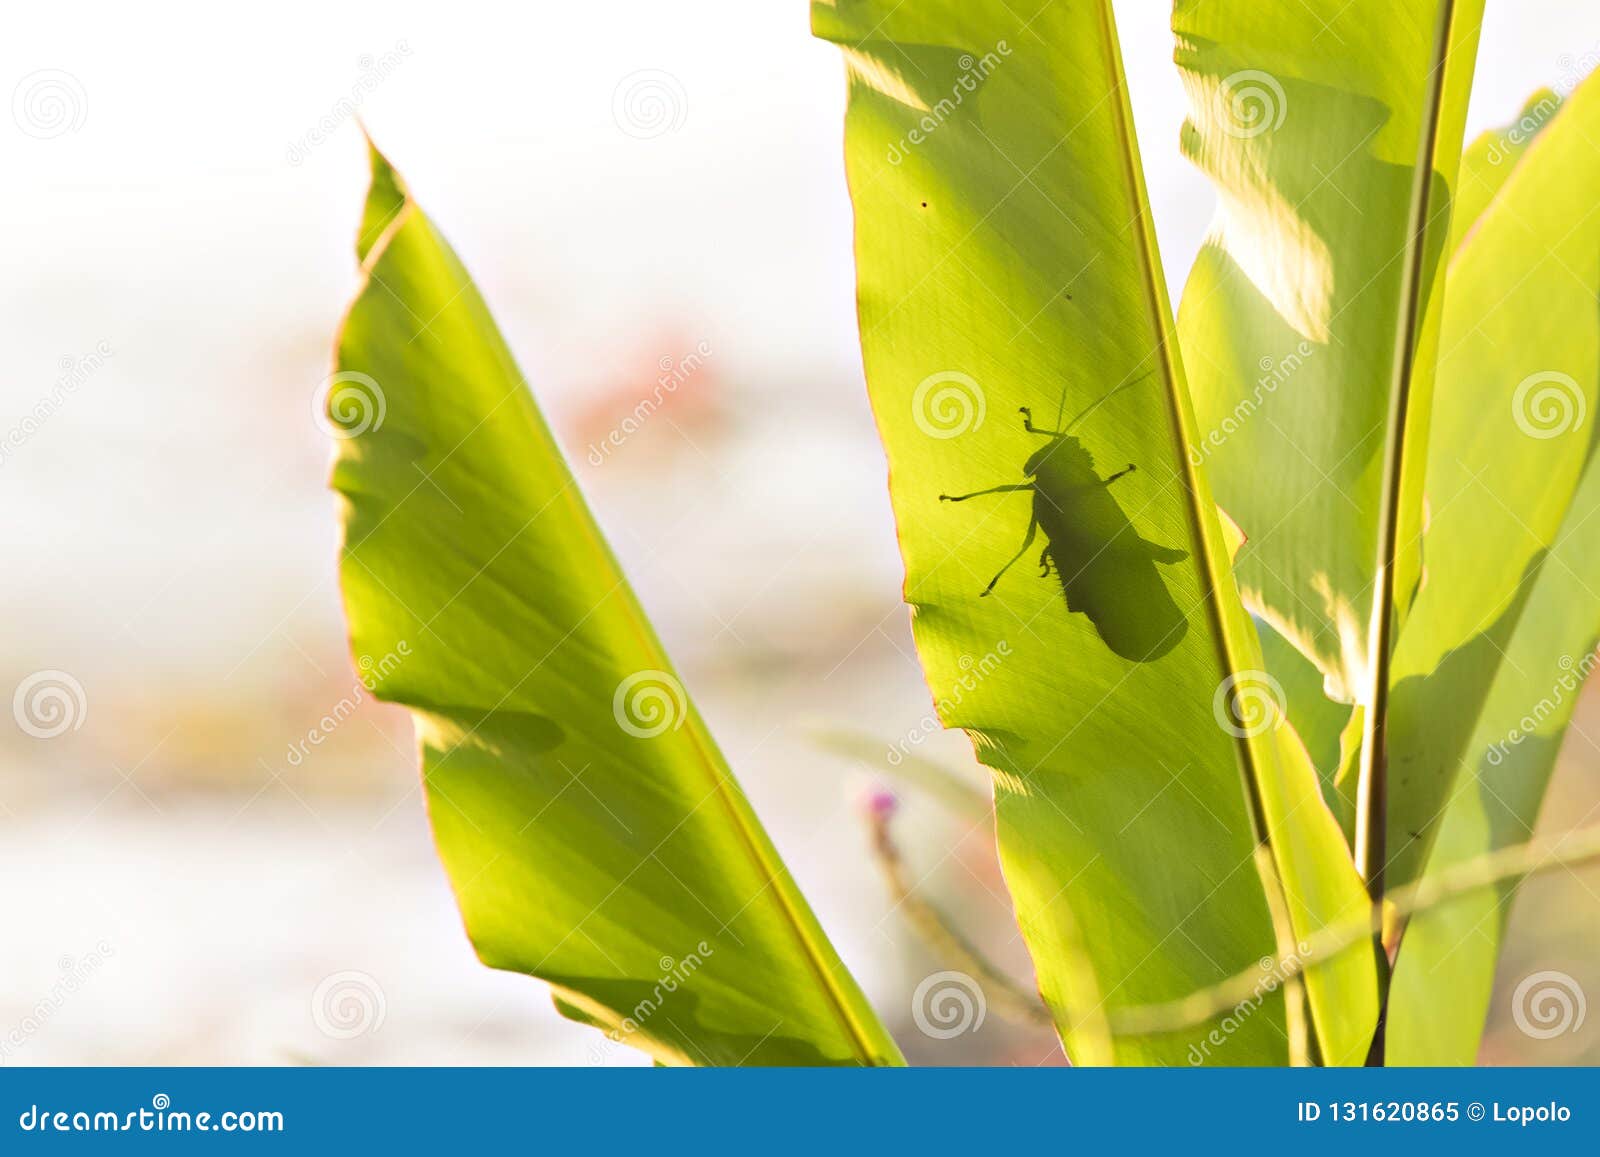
{"left": 981, "top": 517, "right": 1039, "bottom": 597}
{"left": 939, "top": 483, "right": 1031, "bottom": 502}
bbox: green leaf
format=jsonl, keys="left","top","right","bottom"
{"left": 1172, "top": 0, "right": 1482, "bottom": 709}
{"left": 327, "top": 142, "right": 903, "bottom": 1067}
{"left": 1257, "top": 619, "right": 1358, "bottom": 845}
{"left": 1449, "top": 87, "right": 1561, "bottom": 254}
{"left": 1386, "top": 77, "right": 1600, "bottom": 1062}
{"left": 1171, "top": 5, "right": 1486, "bottom": 1008}
{"left": 815, "top": 0, "right": 1373, "bottom": 1065}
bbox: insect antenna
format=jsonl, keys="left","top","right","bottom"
{"left": 1062, "top": 367, "right": 1158, "bottom": 433}
{"left": 1051, "top": 371, "right": 1072, "bottom": 429}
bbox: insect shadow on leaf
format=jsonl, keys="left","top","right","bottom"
{"left": 939, "top": 373, "right": 1191, "bottom": 663}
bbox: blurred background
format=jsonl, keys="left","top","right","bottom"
{"left": 1, "top": 0, "right": 1597, "bottom": 1065}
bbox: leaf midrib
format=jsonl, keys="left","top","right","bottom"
{"left": 1092, "top": 0, "right": 1309, "bottom": 1064}
{"left": 1356, "top": 0, "right": 1467, "bottom": 904}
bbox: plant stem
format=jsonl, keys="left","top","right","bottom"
{"left": 1355, "top": 0, "right": 1464, "bottom": 1068}
{"left": 863, "top": 805, "right": 1054, "bottom": 1030}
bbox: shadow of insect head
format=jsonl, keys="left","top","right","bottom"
{"left": 939, "top": 375, "right": 1191, "bottom": 663}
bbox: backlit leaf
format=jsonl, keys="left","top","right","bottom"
{"left": 1387, "top": 77, "right": 1600, "bottom": 1062}
{"left": 1173, "top": 0, "right": 1483, "bottom": 708}
{"left": 815, "top": 0, "right": 1373, "bottom": 1065}
{"left": 327, "top": 143, "right": 903, "bottom": 1067}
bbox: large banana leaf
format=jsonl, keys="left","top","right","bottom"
{"left": 327, "top": 143, "right": 903, "bottom": 1067}
{"left": 815, "top": 0, "right": 1373, "bottom": 1064}
{"left": 1267, "top": 86, "right": 1568, "bottom": 851}
{"left": 1175, "top": 0, "right": 1482, "bottom": 693}
{"left": 1386, "top": 76, "right": 1600, "bottom": 1062}
{"left": 1172, "top": 2, "right": 1483, "bottom": 896}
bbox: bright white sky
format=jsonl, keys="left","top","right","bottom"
{"left": 5, "top": 1, "right": 1596, "bottom": 394}
{"left": 3, "top": 0, "right": 1596, "bottom": 662}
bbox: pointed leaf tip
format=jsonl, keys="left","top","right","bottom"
{"left": 356, "top": 136, "right": 409, "bottom": 265}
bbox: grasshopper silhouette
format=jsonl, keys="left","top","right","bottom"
{"left": 939, "top": 382, "right": 1190, "bottom": 663}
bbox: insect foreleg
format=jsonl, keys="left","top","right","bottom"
{"left": 981, "top": 517, "right": 1039, "bottom": 596}
{"left": 939, "top": 483, "right": 1032, "bottom": 502}
{"left": 1018, "top": 407, "right": 1063, "bottom": 437}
